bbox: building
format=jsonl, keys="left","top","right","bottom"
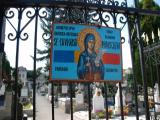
{"left": 122, "top": 68, "right": 133, "bottom": 87}
{"left": 36, "top": 73, "right": 47, "bottom": 93}
{"left": 18, "top": 66, "right": 27, "bottom": 87}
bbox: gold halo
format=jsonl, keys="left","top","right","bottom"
{"left": 77, "top": 28, "right": 102, "bottom": 53}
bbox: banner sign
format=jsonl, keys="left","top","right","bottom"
{"left": 50, "top": 23, "right": 122, "bottom": 82}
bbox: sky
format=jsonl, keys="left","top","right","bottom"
{"left": 155, "top": 0, "right": 160, "bottom": 5}
{"left": 4, "top": 8, "right": 46, "bottom": 70}
{"left": 4, "top": 0, "right": 159, "bottom": 71}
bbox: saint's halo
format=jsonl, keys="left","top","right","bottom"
{"left": 77, "top": 28, "right": 102, "bottom": 53}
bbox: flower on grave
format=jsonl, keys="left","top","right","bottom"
{"left": 93, "top": 109, "right": 113, "bottom": 119}
{"left": 123, "top": 104, "right": 130, "bottom": 115}
{"left": 108, "top": 108, "right": 113, "bottom": 118}
{"left": 148, "top": 98, "right": 154, "bottom": 109}
{"left": 97, "top": 91, "right": 101, "bottom": 96}
{"left": 95, "top": 110, "right": 105, "bottom": 118}
{"left": 95, "top": 109, "right": 103, "bottom": 113}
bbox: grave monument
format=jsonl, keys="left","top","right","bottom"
{"left": 92, "top": 88, "right": 104, "bottom": 113}
{"left": 154, "top": 83, "right": 160, "bottom": 112}
{"left": 114, "top": 85, "right": 126, "bottom": 115}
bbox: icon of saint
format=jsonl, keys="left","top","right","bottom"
{"left": 77, "top": 31, "right": 104, "bottom": 81}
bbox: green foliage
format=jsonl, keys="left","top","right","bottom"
{"left": 131, "top": 0, "right": 160, "bottom": 86}
{"left": 140, "top": 0, "right": 160, "bottom": 45}
{"left": 134, "top": 47, "right": 142, "bottom": 85}
{"left": 91, "top": 109, "right": 113, "bottom": 119}
{"left": 126, "top": 72, "right": 134, "bottom": 88}
{"left": 27, "top": 67, "right": 42, "bottom": 79}
{"left": 2, "top": 52, "right": 11, "bottom": 80}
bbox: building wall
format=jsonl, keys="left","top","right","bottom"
{"left": 18, "top": 66, "right": 27, "bottom": 86}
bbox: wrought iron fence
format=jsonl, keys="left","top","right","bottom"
{"left": 0, "top": 0, "right": 160, "bottom": 120}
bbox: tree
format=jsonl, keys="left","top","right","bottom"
{"left": 2, "top": 52, "right": 11, "bottom": 81}
{"left": 131, "top": 0, "right": 160, "bottom": 86}
{"left": 140, "top": 0, "right": 160, "bottom": 44}
{"left": 27, "top": 67, "right": 42, "bottom": 80}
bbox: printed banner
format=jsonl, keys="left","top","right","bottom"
{"left": 50, "top": 23, "right": 122, "bottom": 82}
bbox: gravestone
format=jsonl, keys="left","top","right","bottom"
{"left": 154, "top": 83, "right": 160, "bottom": 112}
{"left": 126, "top": 92, "right": 132, "bottom": 104}
{"left": 74, "top": 90, "right": 86, "bottom": 112}
{"left": 0, "top": 82, "right": 5, "bottom": 96}
{"left": 62, "top": 84, "right": 68, "bottom": 94}
{"left": 0, "top": 82, "right": 6, "bottom": 108}
{"left": 76, "top": 91, "right": 84, "bottom": 105}
{"left": 20, "top": 87, "right": 29, "bottom": 104}
{"left": 92, "top": 88, "right": 104, "bottom": 113}
{"left": 114, "top": 85, "right": 126, "bottom": 115}
{"left": 21, "top": 87, "right": 28, "bottom": 97}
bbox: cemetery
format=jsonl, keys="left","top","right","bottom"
{"left": 1, "top": 0, "right": 160, "bottom": 120}
{"left": 44, "top": 81, "right": 160, "bottom": 120}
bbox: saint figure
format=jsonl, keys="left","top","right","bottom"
{"left": 77, "top": 33, "right": 104, "bottom": 81}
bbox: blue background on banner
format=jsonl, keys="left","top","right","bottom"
{"left": 51, "top": 23, "right": 122, "bottom": 81}
{"left": 52, "top": 63, "right": 78, "bottom": 79}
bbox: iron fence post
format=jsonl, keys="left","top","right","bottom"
{"left": 14, "top": 8, "right": 23, "bottom": 120}
{"left": 148, "top": 52, "right": 157, "bottom": 120}
{"left": 127, "top": 15, "right": 139, "bottom": 120}
{"left": 87, "top": 82, "right": 91, "bottom": 120}
{"left": 104, "top": 83, "right": 109, "bottom": 120}
{"left": 52, "top": 82, "right": 55, "bottom": 120}
{"left": 154, "top": 51, "right": 160, "bottom": 96}
{"left": 33, "top": 6, "right": 39, "bottom": 120}
{"left": 0, "top": 4, "right": 5, "bottom": 84}
{"left": 134, "top": 0, "right": 150, "bottom": 119}
{"left": 70, "top": 82, "right": 73, "bottom": 120}
{"left": 0, "top": 7, "right": 4, "bottom": 117}
{"left": 113, "top": 11, "right": 124, "bottom": 120}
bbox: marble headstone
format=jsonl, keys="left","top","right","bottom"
{"left": 62, "top": 84, "right": 68, "bottom": 94}
{"left": 92, "top": 88, "right": 104, "bottom": 113}
{"left": 114, "top": 85, "right": 126, "bottom": 115}
{"left": 76, "top": 92, "right": 84, "bottom": 105}
{"left": 0, "top": 82, "right": 5, "bottom": 96}
{"left": 154, "top": 83, "right": 160, "bottom": 112}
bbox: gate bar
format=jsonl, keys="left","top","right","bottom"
{"left": 104, "top": 83, "right": 109, "bottom": 120}
{"left": 113, "top": 11, "right": 124, "bottom": 120}
{"left": 2, "top": 1, "right": 160, "bottom": 16}
{"left": 0, "top": 7, "right": 5, "bottom": 53}
{"left": 52, "top": 83, "right": 55, "bottom": 120}
{"left": 154, "top": 51, "right": 160, "bottom": 98}
{"left": 127, "top": 15, "right": 139, "bottom": 120}
{"left": 14, "top": 8, "right": 23, "bottom": 120}
{"left": 119, "top": 83, "right": 124, "bottom": 120}
{"left": 70, "top": 82, "right": 73, "bottom": 120}
{"left": 87, "top": 83, "right": 91, "bottom": 120}
{"left": 51, "top": 8, "right": 55, "bottom": 120}
{"left": 148, "top": 53, "right": 157, "bottom": 120}
{"left": 0, "top": 7, "right": 5, "bottom": 102}
{"left": 134, "top": 0, "right": 150, "bottom": 119}
{"left": 33, "top": 6, "right": 39, "bottom": 120}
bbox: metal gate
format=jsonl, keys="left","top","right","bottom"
{"left": 0, "top": 0, "right": 160, "bottom": 120}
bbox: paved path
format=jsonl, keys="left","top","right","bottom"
{"left": 35, "top": 93, "right": 70, "bottom": 120}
